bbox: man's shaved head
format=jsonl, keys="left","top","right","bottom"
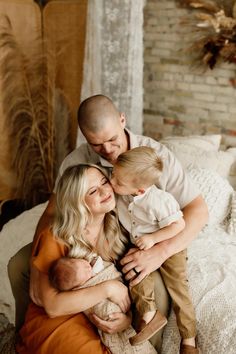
{"left": 77, "top": 94, "right": 128, "bottom": 164}
{"left": 77, "top": 95, "right": 121, "bottom": 134}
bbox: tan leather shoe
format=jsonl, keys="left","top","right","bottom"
{"left": 180, "top": 343, "right": 199, "bottom": 354}
{"left": 129, "top": 311, "right": 167, "bottom": 346}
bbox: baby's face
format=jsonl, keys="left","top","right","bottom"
{"left": 72, "top": 259, "right": 92, "bottom": 286}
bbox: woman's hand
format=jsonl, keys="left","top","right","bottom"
{"left": 88, "top": 311, "right": 132, "bottom": 334}
{"left": 105, "top": 280, "right": 131, "bottom": 313}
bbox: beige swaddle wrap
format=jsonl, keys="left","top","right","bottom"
{"left": 80, "top": 261, "right": 157, "bottom": 354}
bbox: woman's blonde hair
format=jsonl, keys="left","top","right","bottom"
{"left": 116, "top": 146, "right": 163, "bottom": 187}
{"left": 53, "top": 164, "right": 128, "bottom": 263}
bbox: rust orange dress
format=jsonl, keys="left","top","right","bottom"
{"left": 16, "top": 229, "right": 110, "bottom": 354}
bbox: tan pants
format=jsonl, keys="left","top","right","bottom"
{"left": 131, "top": 272, "right": 157, "bottom": 315}
{"left": 7, "top": 243, "right": 169, "bottom": 352}
{"left": 131, "top": 249, "right": 197, "bottom": 339}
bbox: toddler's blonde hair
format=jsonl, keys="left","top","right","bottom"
{"left": 116, "top": 146, "right": 163, "bottom": 187}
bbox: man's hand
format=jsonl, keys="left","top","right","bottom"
{"left": 88, "top": 311, "right": 132, "bottom": 334}
{"left": 135, "top": 235, "right": 155, "bottom": 250}
{"left": 120, "top": 246, "right": 167, "bottom": 287}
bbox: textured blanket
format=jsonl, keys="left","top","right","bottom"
{"left": 81, "top": 263, "right": 157, "bottom": 354}
{"left": 162, "top": 224, "right": 236, "bottom": 354}
{"left": 0, "top": 313, "right": 16, "bottom": 354}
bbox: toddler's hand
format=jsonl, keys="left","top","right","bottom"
{"left": 135, "top": 235, "right": 155, "bottom": 250}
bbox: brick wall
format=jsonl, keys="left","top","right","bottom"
{"left": 143, "top": 0, "right": 236, "bottom": 145}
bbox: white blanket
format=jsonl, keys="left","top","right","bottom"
{"left": 162, "top": 224, "right": 236, "bottom": 354}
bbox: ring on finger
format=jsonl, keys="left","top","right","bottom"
{"left": 133, "top": 268, "right": 140, "bottom": 275}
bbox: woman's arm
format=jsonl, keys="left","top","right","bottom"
{"left": 121, "top": 195, "right": 208, "bottom": 286}
{"left": 135, "top": 217, "right": 185, "bottom": 250}
{"left": 30, "top": 265, "right": 131, "bottom": 318}
{"left": 33, "top": 194, "right": 56, "bottom": 243}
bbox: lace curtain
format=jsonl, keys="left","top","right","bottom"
{"left": 77, "top": 0, "right": 145, "bottom": 145}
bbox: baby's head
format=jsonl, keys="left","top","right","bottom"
{"left": 49, "top": 257, "right": 92, "bottom": 291}
{"left": 110, "top": 146, "right": 163, "bottom": 196}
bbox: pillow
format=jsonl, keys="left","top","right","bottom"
{"left": 187, "top": 167, "right": 234, "bottom": 226}
{"left": 225, "top": 148, "right": 236, "bottom": 190}
{"left": 227, "top": 191, "right": 236, "bottom": 235}
{"left": 226, "top": 147, "right": 236, "bottom": 176}
{"left": 162, "top": 141, "right": 235, "bottom": 178}
{"left": 228, "top": 176, "right": 236, "bottom": 190}
{"left": 0, "top": 202, "right": 47, "bottom": 323}
{"left": 160, "top": 134, "right": 222, "bottom": 152}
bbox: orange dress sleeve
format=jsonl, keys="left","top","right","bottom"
{"left": 31, "top": 228, "right": 66, "bottom": 274}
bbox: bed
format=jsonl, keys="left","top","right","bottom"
{"left": 0, "top": 134, "right": 236, "bottom": 354}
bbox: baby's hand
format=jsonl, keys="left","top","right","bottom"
{"left": 135, "top": 235, "right": 155, "bottom": 250}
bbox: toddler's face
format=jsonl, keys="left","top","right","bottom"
{"left": 72, "top": 259, "right": 92, "bottom": 286}
{"left": 110, "top": 166, "right": 137, "bottom": 196}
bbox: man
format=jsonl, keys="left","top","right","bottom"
{"left": 8, "top": 95, "right": 208, "bottom": 351}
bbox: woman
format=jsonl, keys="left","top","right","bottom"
{"left": 17, "top": 164, "right": 132, "bottom": 354}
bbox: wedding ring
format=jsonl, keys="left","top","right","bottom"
{"left": 133, "top": 268, "right": 140, "bottom": 275}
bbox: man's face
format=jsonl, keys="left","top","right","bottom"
{"left": 83, "top": 114, "right": 128, "bottom": 164}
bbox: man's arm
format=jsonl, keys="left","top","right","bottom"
{"left": 120, "top": 194, "right": 208, "bottom": 286}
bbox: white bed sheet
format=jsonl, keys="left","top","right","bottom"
{"left": 162, "top": 224, "right": 236, "bottom": 354}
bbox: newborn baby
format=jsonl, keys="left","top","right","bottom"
{"left": 48, "top": 255, "right": 157, "bottom": 354}
{"left": 49, "top": 256, "right": 104, "bottom": 291}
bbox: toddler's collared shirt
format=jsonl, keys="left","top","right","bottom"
{"left": 117, "top": 185, "right": 183, "bottom": 244}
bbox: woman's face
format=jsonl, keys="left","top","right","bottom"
{"left": 85, "top": 167, "right": 116, "bottom": 216}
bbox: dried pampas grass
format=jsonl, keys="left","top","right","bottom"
{"left": 0, "top": 16, "right": 71, "bottom": 207}
{"left": 177, "top": 0, "right": 236, "bottom": 69}
{"left": 179, "top": 0, "right": 220, "bottom": 13}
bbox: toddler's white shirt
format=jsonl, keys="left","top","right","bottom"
{"left": 117, "top": 185, "right": 183, "bottom": 244}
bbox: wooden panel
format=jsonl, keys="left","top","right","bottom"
{"left": 44, "top": 0, "right": 87, "bottom": 148}
{"left": 0, "top": 0, "right": 41, "bottom": 200}
{"left": 0, "top": 0, "right": 87, "bottom": 200}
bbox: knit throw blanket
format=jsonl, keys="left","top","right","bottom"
{"left": 81, "top": 263, "right": 157, "bottom": 354}
{"left": 0, "top": 313, "right": 16, "bottom": 354}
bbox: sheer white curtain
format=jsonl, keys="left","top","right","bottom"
{"left": 77, "top": 0, "right": 145, "bottom": 146}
